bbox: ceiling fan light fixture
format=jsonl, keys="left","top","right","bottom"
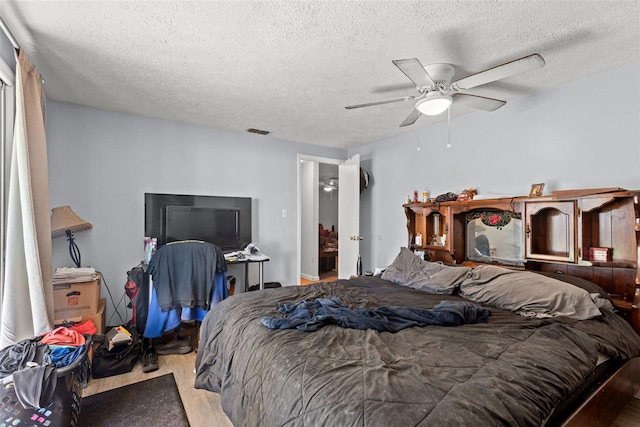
{"left": 415, "top": 93, "right": 452, "bottom": 116}
{"left": 322, "top": 178, "right": 338, "bottom": 192}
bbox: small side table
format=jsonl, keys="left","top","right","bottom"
{"left": 226, "top": 255, "right": 270, "bottom": 291}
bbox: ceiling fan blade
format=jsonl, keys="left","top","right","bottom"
{"left": 453, "top": 93, "right": 506, "bottom": 111}
{"left": 345, "top": 95, "right": 416, "bottom": 109}
{"left": 392, "top": 58, "right": 435, "bottom": 89}
{"left": 399, "top": 108, "right": 422, "bottom": 127}
{"left": 453, "top": 53, "right": 545, "bottom": 90}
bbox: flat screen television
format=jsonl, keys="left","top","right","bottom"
{"left": 145, "top": 193, "right": 252, "bottom": 252}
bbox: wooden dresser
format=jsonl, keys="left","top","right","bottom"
{"left": 404, "top": 188, "right": 640, "bottom": 334}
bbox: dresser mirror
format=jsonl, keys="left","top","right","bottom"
{"left": 465, "top": 211, "right": 524, "bottom": 266}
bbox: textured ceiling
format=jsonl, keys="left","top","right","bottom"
{"left": 0, "top": 1, "right": 638, "bottom": 149}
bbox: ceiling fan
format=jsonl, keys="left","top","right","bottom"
{"left": 321, "top": 178, "right": 339, "bottom": 192}
{"left": 345, "top": 53, "right": 545, "bottom": 127}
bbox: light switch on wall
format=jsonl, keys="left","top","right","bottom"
{"left": 282, "top": 209, "right": 288, "bottom": 218}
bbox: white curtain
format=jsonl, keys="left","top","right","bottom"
{"left": 0, "top": 50, "right": 53, "bottom": 348}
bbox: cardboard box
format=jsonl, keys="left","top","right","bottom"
{"left": 53, "top": 276, "right": 100, "bottom": 324}
{"left": 83, "top": 298, "right": 106, "bottom": 335}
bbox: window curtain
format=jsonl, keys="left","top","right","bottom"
{"left": 0, "top": 50, "right": 53, "bottom": 348}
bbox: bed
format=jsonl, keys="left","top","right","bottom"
{"left": 194, "top": 249, "right": 640, "bottom": 426}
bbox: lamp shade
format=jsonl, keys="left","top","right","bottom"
{"left": 51, "top": 206, "right": 92, "bottom": 237}
{"left": 415, "top": 93, "right": 452, "bottom": 116}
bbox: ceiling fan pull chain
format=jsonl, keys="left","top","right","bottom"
{"left": 446, "top": 105, "right": 452, "bottom": 149}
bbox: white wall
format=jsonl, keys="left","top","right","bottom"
{"left": 46, "top": 103, "right": 345, "bottom": 323}
{"left": 350, "top": 64, "right": 640, "bottom": 273}
{"left": 0, "top": 33, "right": 15, "bottom": 71}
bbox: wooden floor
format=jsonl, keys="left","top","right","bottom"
{"left": 300, "top": 270, "right": 338, "bottom": 286}
{"left": 612, "top": 397, "right": 640, "bottom": 427}
{"left": 83, "top": 349, "right": 640, "bottom": 427}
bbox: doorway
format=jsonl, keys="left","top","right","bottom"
{"left": 315, "top": 163, "right": 339, "bottom": 284}
{"left": 296, "top": 154, "right": 360, "bottom": 285}
{"left": 298, "top": 158, "right": 340, "bottom": 284}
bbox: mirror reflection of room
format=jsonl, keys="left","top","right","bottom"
{"left": 466, "top": 211, "right": 524, "bottom": 266}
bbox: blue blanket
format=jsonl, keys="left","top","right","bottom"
{"left": 261, "top": 297, "right": 490, "bottom": 332}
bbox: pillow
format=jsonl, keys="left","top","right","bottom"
{"left": 534, "top": 271, "right": 614, "bottom": 311}
{"left": 381, "top": 247, "right": 470, "bottom": 294}
{"left": 534, "top": 271, "right": 612, "bottom": 301}
{"left": 459, "top": 265, "right": 602, "bottom": 320}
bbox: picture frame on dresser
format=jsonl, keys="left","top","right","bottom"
{"left": 529, "top": 182, "right": 545, "bottom": 197}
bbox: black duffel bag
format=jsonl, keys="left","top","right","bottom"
{"left": 248, "top": 282, "right": 282, "bottom": 292}
{"left": 92, "top": 326, "right": 142, "bottom": 378}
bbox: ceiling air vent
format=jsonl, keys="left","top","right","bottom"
{"left": 247, "top": 128, "right": 270, "bottom": 135}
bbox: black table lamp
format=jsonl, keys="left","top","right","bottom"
{"left": 51, "top": 206, "right": 92, "bottom": 268}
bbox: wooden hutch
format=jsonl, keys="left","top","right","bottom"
{"left": 404, "top": 188, "right": 640, "bottom": 334}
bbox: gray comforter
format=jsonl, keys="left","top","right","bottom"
{"left": 194, "top": 276, "right": 640, "bottom": 426}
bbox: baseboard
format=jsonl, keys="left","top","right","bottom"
{"left": 301, "top": 273, "right": 319, "bottom": 281}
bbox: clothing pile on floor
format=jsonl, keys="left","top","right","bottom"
{"left": 0, "top": 326, "right": 88, "bottom": 409}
